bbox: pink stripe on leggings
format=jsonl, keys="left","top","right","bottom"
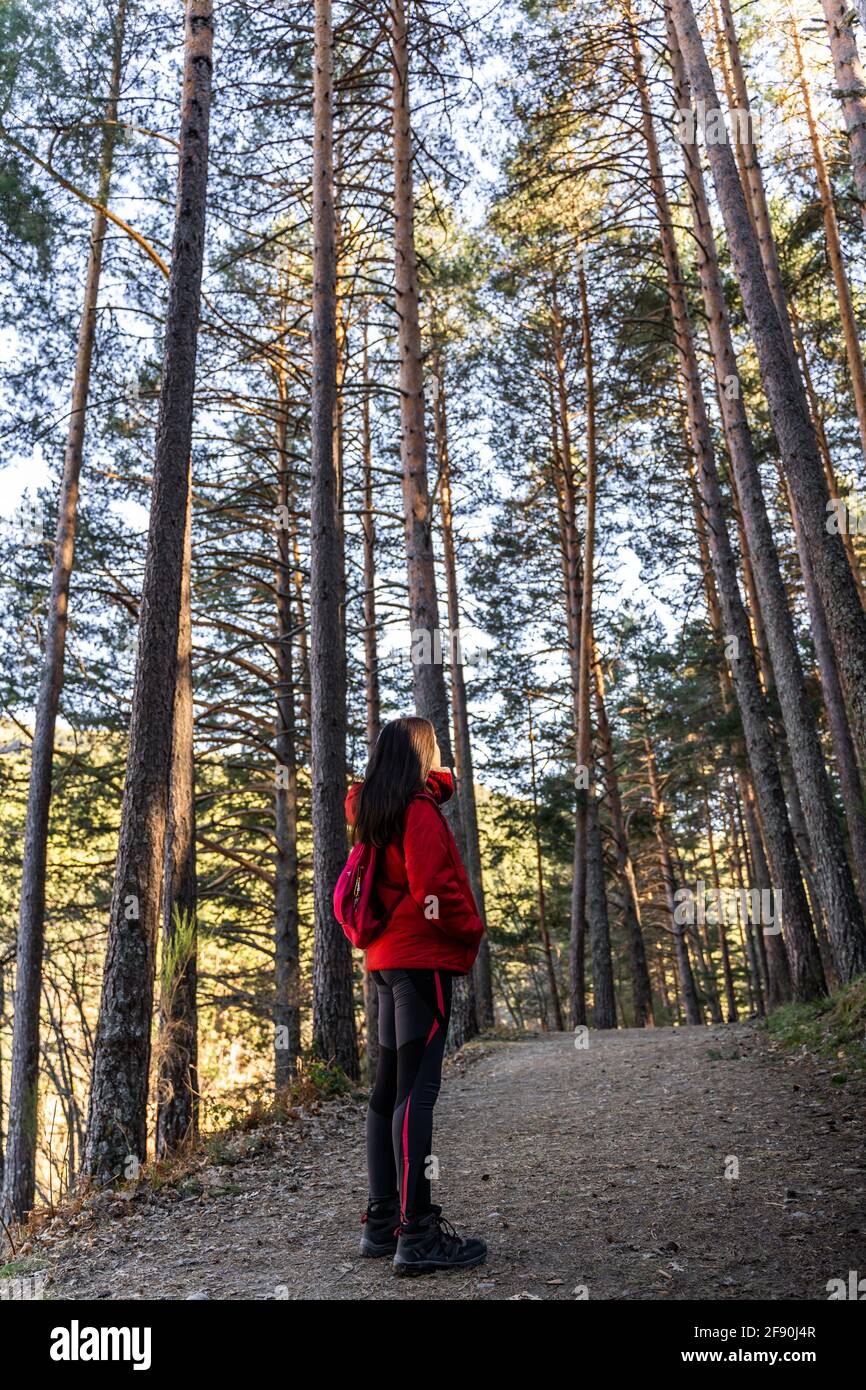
{"left": 400, "top": 973, "right": 444, "bottom": 1220}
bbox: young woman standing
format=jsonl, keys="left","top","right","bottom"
{"left": 345, "top": 715, "right": 487, "bottom": 1275}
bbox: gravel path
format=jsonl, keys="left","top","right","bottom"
{"left": 38, "top": 1024, "right": 866, "bottom": 1300}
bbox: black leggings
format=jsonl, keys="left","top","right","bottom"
{"left": 366, "top": 968, "right": 453, "bottom": 1222}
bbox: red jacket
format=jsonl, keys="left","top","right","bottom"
{"left": 344, "top": 768, "right": 485, "bottom": 974}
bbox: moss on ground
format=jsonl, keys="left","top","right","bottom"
{"left": 764, "top": 976, "right": 866, "bottom": 1079}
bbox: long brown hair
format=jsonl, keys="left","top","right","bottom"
{"left": 353, "top": 716, "right": 437, "bottom": 847}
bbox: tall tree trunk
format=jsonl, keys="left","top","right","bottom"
{"left": 715, "top": 0, "right": 866, "bottom": 797}
{"left": 633, "top": 3, "right": 825, "bottom": 1002}
{"left": 592, "top": 645, "right": 654, "bottom": 1025}
{"left": 527, "top": 695, "right": 565, "bottom": 1030}
{"left": 360, "top": 308, "right": 381, "bottom": 1084}
{"left": 0, "top": 963, "right": 5, "bottom": 1189}
{"left": 790, "top": 13, "right": 866, "bottom": 462}
{"left": 704, "top": 788, "right": 737, "bottom": 1022}
{"left": 668, "top": 9, "right": 866, "bottom": 981}
{"left": 671, "top": 0, "right": 866, "bottom": 779}
{"left": 548, "top": 301, "right": 588, "bottom": 1024}
{"left": 571, "top": 257, "right": 611, "bottom": 1029}
{"left": 274, "top": 343, "right": 301, "bottom": 1087}
{"left": 685, "top": 431, "right": 790, "bottom": 1007}
{"left": 686, "top": 432, "right": 781, "bottom": 1006}
{"left": 309, "top": 0, "right": 358, "bottom": 1079}
{"left": 820, "top": 0, "right": 866, "bottom": 232}
{"left": 2, "top": 0, "right": 128, "bottom": 1221}
{"left": 389, "top": 0, "right": 475, "bottom": 1046}
{"left": 587, "top": 795, "right": 616, "bottom": 1027}
{"left": 432, "top": 356, "right": 494, "bottom": 1029}
{"left": 789, "top": 299, "right": 866, "bottom": 599}
{"left": 156, "top": 476, "right": 198, "bottom": 1157}
{"left": 82, "top": 0, "right": 214, "bottom": 1183}
{"left": 361, "top": 310, "right": 381, "bottom": 759}
{"left": 644, "top": 731, "right": 703, "bottom": 1024}
{"left": 726, "top": 783, "right": 761, "bottom": 1014}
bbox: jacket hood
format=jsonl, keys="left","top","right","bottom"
{"left": 426, "top": 766, "right": 454, "bottom": 804}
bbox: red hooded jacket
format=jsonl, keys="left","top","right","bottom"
{"left": 344, "top": 767, "right": 484, "bottom": 974}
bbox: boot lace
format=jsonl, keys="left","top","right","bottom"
{"left": 432, "top": 1210, "right": 463, "bottom": 1249}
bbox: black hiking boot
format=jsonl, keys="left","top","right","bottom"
{"left": 393, "top": 1205, "right": 487, "bottom": 1276}
{"left": 359, "top": 1197, "right": 400, "bottom": 1257}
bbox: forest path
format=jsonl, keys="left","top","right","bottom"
{"left": 44, "top": 1024, "right": 865, "bottom": 1301}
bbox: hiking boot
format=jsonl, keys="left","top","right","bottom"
{"left": 359, "top": 1197, "right": 400, "bottom": 1257}
{"left": 393, "top": 1205, "right": 487, "bottom": 1276}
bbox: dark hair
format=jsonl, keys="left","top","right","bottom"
{"left": 353, "top": 716, "right": 437, "bottom": 847}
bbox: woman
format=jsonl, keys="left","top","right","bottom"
{"left": 345, "top": 715, "right": 487, "bottom": 1275}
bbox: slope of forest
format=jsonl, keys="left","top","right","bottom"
{"left": 1, "top": 0, "right": 866, "bottom": 1307}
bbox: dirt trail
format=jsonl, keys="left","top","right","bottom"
{"left": 40, "top": 1024, "right": 866, "bottom": 1300}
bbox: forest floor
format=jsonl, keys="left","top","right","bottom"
{"left": 31, "top": 1023, "right": 866, "bottom": 1301}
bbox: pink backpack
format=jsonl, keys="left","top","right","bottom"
{"left": 333, "top": 840, "right": 388, "bottom": 949}
{"left": 333, "top": 790, "right": 439, "bottom": 949}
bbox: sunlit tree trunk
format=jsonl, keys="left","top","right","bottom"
{"left": 548, "top": 299, "right": 588, "bottom": 1024}
{"left": 668, "top": 8, "right": 866, "bottom": 981}
{"left": 633, "top": 2, "right": 825, "bottom": 1001}
{"left": 431, "top": 354, "right": 494, "bottom": 1029}
{"left": 715, "top": 0, "right": 866, "bottom": 809}
{"left": 1, "top": 0, "right": 128, "bottom": 1221}
{"left": 672, "top": 0, "right": 866, "bottom": 780}
{"left": 156, "top": 475, "right": 198, "bottom": 1156}
{"left": 82, "top": 0, "right": 214, "bottom": 1183}
{"left": 790, "top": 13, "right": 866, "bottom": 462}
{"left": 389, "top": 0, "right": 475, "bottom": 1045}
{"left": 592, "top": 645, "right": 654, "bottom": 1025}
{"left": 704, "top": 788, "right": 737, "bottom": 1022}
{"left": 685, "top": 436, "right": 790, "bottom": 1007}
{"left": 726, "top": 783, "right": 761, "bottom": 1014}
{"left": 360, "top": 309, "right": 381, "bottom": 1083}
{"left": 643, "top": 730, "right": 703, "bottom": 1024}
{"left": 273, "top": 317, "right": 301, "bottom": 1087}
{"left": 309, "top": 0, "right": 358, "bottom": 1078}
{"left": 572, "top": 258, "right": 615, "bottom": 1029}
{"left": 527, "top": 697, "right": 564, "bottom": 1030}
{"left": 820, "top": 0, "right": 866, "bottom": 231}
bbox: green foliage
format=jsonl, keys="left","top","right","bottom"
{"left": 764, "top": 977, "right": 866, "bottom": 1075}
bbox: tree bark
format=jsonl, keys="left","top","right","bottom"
{"left": 571, "top": 257, "right": 609, "bottom": 1029}
{"left": 633, "top": 3, "right": 826, "bottom": 1001}
{"left": 820, "top": 0, "right": 866, "bottom": 231}
{"left": 668, "top": 8, "right": 866, "bottom": 981}
{"left": 274, "top": 334, "right": 301, "bottom": 1087}
{"left": 360, "top": 309, "right": 380, "bottom": 1083}
{"left": 2, "top": 0, "right": 128, "bottom": 1221}
{"left": 592, "top": 646, "right": 654, "bottom": 1025}
{"left": 644, "top": 730, "right": 703, "bottom": 1024}
{"left": 389, "top": 0, "right": 475, "bottom": 1046}
{"left": 790, "top": 13, "right": 866, "bottom": 462}
{"left": 309, "top": 0, "right": 358, "bottom": 1079}
{"left": 527, "top": 696, "right": 565, "bottom": 1030}
{"left": 685, "top": 424, "right": 791, "bottom": 1007}
{"left": 432, "top": 356, "right": 494, "bottom": 1029}
{"left": 155, "top": 475, "right": 198, "bottom": 1156}
{"left": 704, "top": 788, "right": 737, "bottom": 1022}
{"left": 548, "top": 300, "right": 589, "bottom": 1024}
{"left": 82, "top": 0, "right": 213, "bottom": 1183}
{"left": 587, "top": 795, "right": 616, "bottom": 1027}
{"left": 671, "top": 0, "right": 866, "bottom": 781}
